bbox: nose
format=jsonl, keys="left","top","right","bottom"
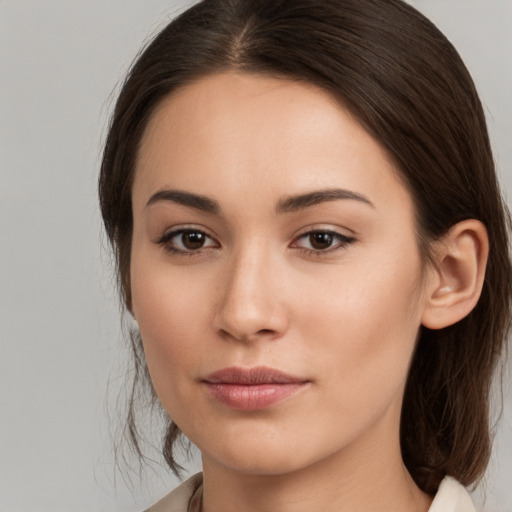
{"left": 213, "top": 244, "right": 289, "bottom": 343}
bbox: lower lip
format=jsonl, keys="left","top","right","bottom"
{"left": 204, "top": 382, "right": 307, "bottom": 410}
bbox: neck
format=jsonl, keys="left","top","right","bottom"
{"left": 200, "top": 408, "right": 432, "bottom": 512}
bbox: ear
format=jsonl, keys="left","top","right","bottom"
{"left": 421, "top": 219, "right": 489, "bottom": 330}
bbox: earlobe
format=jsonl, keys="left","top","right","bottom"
{"left": 421, "top": 219, "right": 489, "bottom": 330}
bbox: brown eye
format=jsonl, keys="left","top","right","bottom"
{"left": 156, "top": 228, "right": 218, "bottom": 254}
{"left": 182, "top": 231, "right": 206, "bottom": 250}
{"left": 309, "top": 232, "right": 334, "bottom": 250}
{"left": 292, "top": 229, "right": 355, "bottom": 254}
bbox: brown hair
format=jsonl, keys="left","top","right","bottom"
{"left": 99, "top": 0, "right": 512, "bottom": 494}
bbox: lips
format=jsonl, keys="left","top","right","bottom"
{"left": 202, "top": 366, "right": 310, "bottom": 410}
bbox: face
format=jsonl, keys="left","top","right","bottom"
{"left": 130, "top": 73, "right": 431, "bottom": 476}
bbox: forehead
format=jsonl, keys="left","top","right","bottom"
{"left": 133, "top": 72, "right": 411, "bottom": 216}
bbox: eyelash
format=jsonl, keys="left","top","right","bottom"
{"left": 155, "top": 228, "right": 355, "bottom": 257}
{"left": 155, "top": 228, "right": 218, "bottom": 256}
{"left": 292, "top": 230, "right": 355, "bottom": 256}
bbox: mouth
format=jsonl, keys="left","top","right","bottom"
{"left": 202, "top": 366, "right": 310, "bottom": 411}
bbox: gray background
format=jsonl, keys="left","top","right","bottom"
{"left": 0, "top": 1, "right": 510, "bottom": 510}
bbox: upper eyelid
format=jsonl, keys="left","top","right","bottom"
{"left": 156, "top": 224, "right": 217, "bottom": 240}
{"left": 291, "top": 230, "right": 355, "bottom": 245}
{"left": 165, "top": 228, "right": 216, "bottom": 241}
{"left": 291, "top": 223, "right": 357, "bottom": 239}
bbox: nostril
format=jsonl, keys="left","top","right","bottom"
{"left": 257, "top": 329, "right": 275, "bottom": 335}
{"left": 217, "top": 327, "right": 278, "bottom": 342}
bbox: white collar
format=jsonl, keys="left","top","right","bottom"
{"left": 428, "top": 476, "right": 477, "bottom": 512}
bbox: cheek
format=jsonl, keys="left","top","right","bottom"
{"left": 130, "top": 250, "right": 205, "bottom": 407}
{"left": 295, "top": 249, "right": 424, "bottom": 414}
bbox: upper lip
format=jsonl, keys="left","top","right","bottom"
{"left": 203, "top": 366, "right": 308, "bottom": 385}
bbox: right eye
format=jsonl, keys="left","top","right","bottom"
{"left": 156, "top": 229, "right": 218, "bottom": 254}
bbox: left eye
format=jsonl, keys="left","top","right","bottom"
{"left": 293, "top": 230, "right": 354, "bottom": 252}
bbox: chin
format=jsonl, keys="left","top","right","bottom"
{"left": 211, "top": 451, "right": 308, "bottom": 476}
{"left": 197, "top": 431, "right": 331, "bottom": 477}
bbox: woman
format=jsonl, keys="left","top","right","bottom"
{"left": 99, "top": 0, "right": 512, "bottom": 510}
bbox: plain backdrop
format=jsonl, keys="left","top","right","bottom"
{"left": 1, "top": 1, "right": 511, "bottom": 511}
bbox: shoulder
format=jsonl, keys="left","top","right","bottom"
{"left": 144, "top": 473, "right": 203, "bottom": 512}
{"left": 428, "top": 476, "right": 478, "bottom": 512}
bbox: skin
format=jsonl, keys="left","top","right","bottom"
{"left": 130, "top": 73, "right": 436, "bottom": 512}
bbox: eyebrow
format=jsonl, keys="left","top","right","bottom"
{"left": 276, "top": 188, "right": 374, "bottom": 213}
{"left": 145, "top": 189, "right": 221, "bottom": 214}
{"left": 145, "top": 187, "right": 374, "bottom": 215}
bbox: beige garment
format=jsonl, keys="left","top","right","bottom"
{"left": 145, "top": 473, "right": 477, "bottom": 512}
{"left": 145, "top": 473, "right": 203, "bottom": 512}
